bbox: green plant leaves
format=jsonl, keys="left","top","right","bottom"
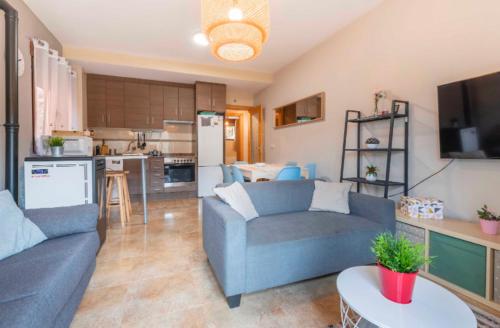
{"left": 371, "top": 232, "right": 431, "bottom": 273}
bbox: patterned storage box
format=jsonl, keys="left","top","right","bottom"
{"left": 400, "top": 196, "right": 444, "bottom": 219}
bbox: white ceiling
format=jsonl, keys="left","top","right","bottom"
{"left": 24, "top": 0, "right": 382, "bottom": 75}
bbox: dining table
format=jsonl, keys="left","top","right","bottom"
{"left": 235, "top": 163, "right": 309, "bottom": 182}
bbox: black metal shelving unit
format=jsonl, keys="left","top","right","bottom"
{"left": 340, "top": 100, "right": 409, "bottom": 198}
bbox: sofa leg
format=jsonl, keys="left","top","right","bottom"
{"left": 226, "top": 294, "right": 241, "bottom": 308}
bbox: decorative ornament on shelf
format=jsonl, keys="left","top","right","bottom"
{"left": 374, "top": 90, "right": 387, "bottom": 116}
{"left": 372, "top": 232, "right": 432, "bottom": 304}
{"left": 400, "top": 196, "right": 444, "bottom": 220}
{"left": 477, "top": 205, "right": 499, "bottom": 235}
{"left": 365, "top": 137, "right": 380, "bottom": 149}
{"left": 366, "top": 164, "right": 378, "bottom": 182}
{"left": 201, "top": 0, "right": 270, "bottom": 62}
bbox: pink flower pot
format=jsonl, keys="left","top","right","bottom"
{"left": 377, "top": 263, "right": 417, "bottom": 304}
{"left": 479, "top": 219, "right": 499, "bottom": 235}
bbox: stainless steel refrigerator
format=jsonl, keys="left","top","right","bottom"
{"left": 197, "top": 113, "right": 224, "bottom": 197}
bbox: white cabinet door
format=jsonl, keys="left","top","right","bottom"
{"left": 197, "top": 115, "right": 223, "bottom": 166}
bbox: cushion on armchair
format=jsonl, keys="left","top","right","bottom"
{"left": 24, "top": 204, "right": 99, "bottom": 239}
{"left": 0, "top": 190, "right": 47, "bottom": 261}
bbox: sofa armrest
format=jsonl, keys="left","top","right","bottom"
{"left": 349, "top": 192, "right": 396, "bottom": 232}
{"left": 202, "top": 196, "right": 247, "bottom": 297}
{"left": 23, "top": 204, "right": 98, "bottom": 239}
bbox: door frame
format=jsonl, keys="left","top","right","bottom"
{"left": 226, "top": 104, "right": 264, "bottom": 163}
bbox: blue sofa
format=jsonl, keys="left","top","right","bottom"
{"left": 202, "top": 180, "right": 395, "bottom": 308}
{"left": 0, "top": 205, "right": 100, "bottom": 328}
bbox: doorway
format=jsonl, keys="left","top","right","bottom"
{"left": 224, "top": 105, "right": 264, "bottom": 164}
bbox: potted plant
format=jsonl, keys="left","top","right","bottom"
{"left": 366, "top": 137, "right": 380, "bottom": 149}
{"left": 366, "top": 165, "right": 378, "bottom": 182}
{"left": 477, "top": 205, "right": 499, "bottom": 235}
{"left": 372, "top": 232, "right": 431, "bottom": 304}
{"left": 48, "top": 136, "right": 65, "bottom": 157}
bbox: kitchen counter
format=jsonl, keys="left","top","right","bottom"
{"left": 25, "top": 155, "right": 94, "bottom": 161}
{"left": 96, "top": 155, "right": 149, "bottom": 160}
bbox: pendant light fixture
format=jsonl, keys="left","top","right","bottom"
{"left": 201, "top": 0, "right": 270, "bottom": 62}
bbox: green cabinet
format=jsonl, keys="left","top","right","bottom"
{"left": 429, "top": 231, "right": 486, "bottom": 297}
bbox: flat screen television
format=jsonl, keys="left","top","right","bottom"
{"left": 438, "top": 71, "right": 500, "bottom": 159}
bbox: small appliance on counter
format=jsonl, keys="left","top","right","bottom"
{"left": 42, "top": 135, "right": 93, "bottom": 156}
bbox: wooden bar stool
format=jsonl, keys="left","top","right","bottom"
{"left": 106, "top": 171, "right": 132, "bottom": 227}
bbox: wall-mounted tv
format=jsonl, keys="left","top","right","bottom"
{"left": 438, "top": 71, "right": 500, "bottom": 159}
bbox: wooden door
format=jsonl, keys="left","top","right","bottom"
{"left": 105, "top": 80, "right": 125, "bottom": 127}
{"left": 251, "top": 105, "right": 264, "bottom": 162}
{"left": 195, "top": 82, "right": 211, "bottom": 112}
{"left": 163, "top": 86, "right": 179, "bottom": 121}
{"left": 178, "top": 87, "right": 195, "bottom": 122}
{"left": 87, "top": 77, "right": 106, "bottom": 127}
{"left": 124, "top": 82, "right": 149, "bottom": 129}
{"left": 211, "top": 84, "right": 226, "bottom": 113}
{"left": 149, "top": 84, "right": 164, "bottom": 129}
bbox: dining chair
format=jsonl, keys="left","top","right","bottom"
{"left": 304, "top": 163, "right": 317, "bottom": 180}
{"left": 231, "top": 165, "right": 246, "bottom": 183}
{"left": 285, "top": 161, "right": 298, "bottom": 166}
{"left": 276, "top": 166, "right": 301, "bottom": 181}
{"left": 220, "top": 164, "right": 234, "bottom": 184}
{"left": 234, "top": 161, "right": 248, "bottom": 165}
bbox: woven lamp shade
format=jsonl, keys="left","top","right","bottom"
{"left": 202, "top": 0, "right": 269, "bottom": 62}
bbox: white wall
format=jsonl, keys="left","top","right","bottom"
{"left": 227, "top": 87, "right": 254, "bottom": 107}
{"left": 256, "top": 0, "right": 500, "bottom": 220}
{"left": 0, "top": 0, "right": 62, "bottom": 190}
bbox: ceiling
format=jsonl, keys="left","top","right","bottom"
{"left": 25, "top": 0, "right": 382, "bottom": 89}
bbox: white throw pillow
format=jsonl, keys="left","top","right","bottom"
{"left": 0, "top": 190, "right": 47, "bottom": 260}
{"left": 214, "top": 182, "right": 259, "bottom": 221}
{"left": 309, "top": 181, "right": 352, "bottom": 214}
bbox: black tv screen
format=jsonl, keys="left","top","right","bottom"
{"left": 438, "top": 71, "right": 500, "bottom": 159}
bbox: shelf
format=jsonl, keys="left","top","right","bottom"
{"left": 343, "top": 177, "right": 405, "bottom": 187}
{"left": 345, "top": 148, "right": 405, "bottom": 152}
{"left": 348, "top": 113, "right": 407, "bottom": 123}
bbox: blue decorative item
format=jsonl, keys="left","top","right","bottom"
{"left": 305, "top": 163, "right": 317, "bottom": 180}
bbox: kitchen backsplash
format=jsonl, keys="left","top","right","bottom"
{"left": 91, "top": 123, "right": 194, "bottom": 154}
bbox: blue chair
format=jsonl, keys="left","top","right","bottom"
{"left": 304, "top": 163, "right": 317, "bottom": 180}
{"left": 276, "top": 166, "right": 301, "bottom": 181}
{"left": 231, "top": 166, "right": 245, "bottom": 183}
{"left": 220, "top": 164, "right": 234, "bottom": 183}
{"left": 285, "top": 161, "right": 298, "bottom": 166}
{"left": 234, "top": 161, "right": 248, "bottom": 165}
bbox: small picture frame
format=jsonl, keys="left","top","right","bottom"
{"left": 225, "top": 126, "right": 236, "bottom": 140}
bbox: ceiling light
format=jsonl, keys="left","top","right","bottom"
{"left": 201, "top": 0, "right": 270, "bottom": 62}
{"left": 193, "top": 32, "right": 209, "bottom": 46}
{"left": 228, "top": 7, "right": 243, "bottom": 21}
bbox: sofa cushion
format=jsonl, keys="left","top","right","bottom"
{"left": 0, "top": 232, "right": 99, "bottom": 327}
{"left": 0, "top": 190, "right": 47, "bottom": 261}
{"left": 309, "top": 181, "right": 352, "bottom": 214}
{"left": 243, "top": 180, "right": 315, "bottom": 216}
{"left": 245, "top": 211, "right": 382, "bottom": 293}
{"left": 214, "top": 182, "right": 259, "bottom": 221}
{"left": 24, "top": 204, "right": 98, "bottom": 239}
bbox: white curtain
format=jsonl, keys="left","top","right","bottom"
{"left": 32, "top": 38, "right": 79, "bottom": 155}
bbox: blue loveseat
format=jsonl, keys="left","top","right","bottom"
{"left": 202, "top": 180, "right": 395, "bottom": 308}
{"left": 0, "top": 204, "right": 100, "bottom": 328}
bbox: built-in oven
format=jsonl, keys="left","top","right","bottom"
{"left": 164, "top": 157, "right": 196, "bottom": 187}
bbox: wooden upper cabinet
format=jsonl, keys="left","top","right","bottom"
{"left": 149, "top": 85, "right": 164, "bottom": 129}
{"left": 124, "top": 82, "right": 149, "bottom": 129}
{"left": 164, "top": 86, "right": 179, "bottom": 121}
{"left": 211, "top": 84, "right": 226, "bottom": 114}
{"left": 196, "top": 82, "right": 212, "bottom": 112}
{"left": 87, "top": 77, "right": 106, "bottom": 127}
{"left": 178, "top": 87, "right": 195, "bottom": 122}
{"left": 195, "top": 82, "right": 226, "bottom": 114}
{"left": 295, "top": 100, "right": 308, "bottom": 118}
{"left": 105, "top": 80, "right": 125, "bottom": 127}
{"left": 307, "top": 97, "right": 320, "bottom": 118}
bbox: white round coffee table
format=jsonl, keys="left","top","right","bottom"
{"left": 337, "top": 266, "right": 477, "bottom": 328}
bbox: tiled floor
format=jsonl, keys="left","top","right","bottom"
{"left": 71, "top": 198, "right": 341, "bottom": 328}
